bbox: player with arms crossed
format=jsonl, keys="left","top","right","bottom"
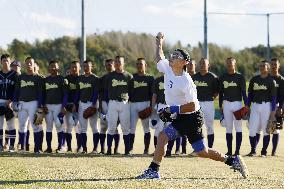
{"left": 136, "top": 32, "right": 248, "bottom": 179}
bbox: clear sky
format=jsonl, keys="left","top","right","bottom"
{"left": 0, "top": 0, "right": 283, "bottom": 50}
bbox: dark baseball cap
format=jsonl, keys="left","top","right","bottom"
{"left": 11, "top": 60, "right": 21, "bottom": 67}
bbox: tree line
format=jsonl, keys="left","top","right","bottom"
{"left": 1, "top": 31, "right": 284, "bottom": 79}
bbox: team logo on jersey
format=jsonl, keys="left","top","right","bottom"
{"left": 158, "top": 82, "right": 164, "bottom": 90}
{"left": 79, "top": 82, "right": 91, "bottom": 89}
{"left": 275, "top": 83, "right": 279, "bottom": 88}
{"left": 168, "top": 80, "right": 173, "bottom": 88}
{"left": 223, "top": 81, "right": 237, "bottom": 88}
{"left": 253, "top": 83, "right": 267, "bottom": 90}
{"left": 194, "top": 81, "right": 208, "bottom": 87}
{"left": 0, "top": 79, "right": 15, "bottom": 85}
{"left": 20, "top": 80, "right": 34, "bottom": 88}
{"left": 134, "top": 81, "right": 147, "bottom": 88}
{"left": 69, "top": 83, "right": 76, "bottom": 90}
{"left": 46, "top": 83, "right": 58, "bottom": 90}
{"left": 112, "top": 79, "right": 127, "bottom": 87}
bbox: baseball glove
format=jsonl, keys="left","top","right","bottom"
{"left": 233, "top": 107, "right": 249, "bottom": 120}
{"left": 83, "top": 106, "right": 96, "bottom": 119}
{"left": 158, "top": 108, "right": 173, "bottom": 123}
{"left": 33, "top": 109, "right": 45, "bottom": 126}
{"left": 138, "top": 107, "right": 152, "bottom": 119}
{"left": 267, "top": 120, "right": 277, "bottom": 134}
{"left": 0, "top": 106, "right": 6, "bottom": 116}
{"left": 5, "top": 108, "right": 14, "bottom": 121}
{"left": 275, "top": 109, "right": 283, "bottom": 130}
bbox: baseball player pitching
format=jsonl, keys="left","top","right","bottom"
{"left": 74, "top": 60, "right": 100, "bottom": 154}
{"left": 14, "top": 57, "right": 44, "bottom": 153}
{"left": 99, "top": 59, "right": 120, "bottom": 154}
{"left": 105, "top": 56, "right": 132, "bottom": 155}
{"left": 192, "top": 58, "right": 219, "bottom": 148}
{"left": 136, "top": 32, "right": 248, "bottom": 180}
{"left": 0, "top": 54, "right": 17, "bottom": 152}
{"left": 44, "top": 60, "right": 68, "bottom": 153}
{"left": 246, "top": 60, "right": 277, "bottom": 157}
{"left": 219, "top": 57, "right": 247, "bottom": 156}
{"left": 129, "top": 58, "right": 154, "bottom": 155}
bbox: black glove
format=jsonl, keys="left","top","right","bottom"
{"left": 158, "top": 107, "right": 174, "bottom": 122}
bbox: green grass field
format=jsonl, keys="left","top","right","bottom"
{"left": 0, "top": 120, "right": 284, "bottom": 189}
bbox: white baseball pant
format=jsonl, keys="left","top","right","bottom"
{"left": 249, "top": 102, "right": 271, "bottom": 136}
{"left": 130, "top": 101, "right": 150, "bottom": 134}
{"left": 78, "top": 101, "right": 98, "bottom": 134}
{"left": 107, "top": 100, "right": 130, "bottom": 135}
{"left": 18, "top": 101, "right": 43, "bottom": 133}
{"left": 0, "top": 99, "right": 15, "bottom": 131}
{"left": 200, "top": 101, "right": 215, "bottom": 135}
{"left": 223, "top": 100, "right": 242, "bottom": 133}
{"left": 100, "top": 101, "right": 119, "bottom": 134}
{"left": 45, "top": 104, "right": 64, "bottom": 133}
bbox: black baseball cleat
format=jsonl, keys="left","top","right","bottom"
{"left": 44, "top": 148, "right": 52, "bottom": 153}
{"left": 246, "top": 151, "right": 256, "bottom": 157}
{"left": 106, "top": 149, "right": 112, "bottom": 155}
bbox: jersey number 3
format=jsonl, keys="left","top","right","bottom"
{"left": 169, "top": 80, "right": 173, "bottom": 88}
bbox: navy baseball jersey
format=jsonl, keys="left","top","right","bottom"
{"left": 76, "top": 74, "right": 100, "bottom": 103}
{"left": 16, "top": 74, "right": 44, "bottom": 102}
{"left": 66, "top": 75, "right": 79, "bottom": 103}
{"left": 100, "top": 72, "right": 110, "bottom": 102}
{"left": 0, "top": 70, "right": 17, "bottom": 100}
{"left": 153, "top": 76, "right": 165, "bottom": 104}
{"left": 271, "top": 74, "right": 284, "bottom": 104}
{"left": 248, "top": 75, "right": 277, "bottom": 103}
{"left": 106, "top": 71, "right": 133, "bottom": 101}
{"left": 219, "top": 72, "right": 246, "bottom": 101}
{"left": 44, "top": 75, "right": 68, "bottom": 104}
{"left": 192, "top": 72, "right": 219, "bottom": 101}
{"left": 129, "top": 73, "right": 154, "bottom": 102}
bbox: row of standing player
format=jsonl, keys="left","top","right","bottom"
{"left": 0, "top": 54, "right": 282, "bottom": 157}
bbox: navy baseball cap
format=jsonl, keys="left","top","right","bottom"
{"left": 11, "top": 60, "right": 21, "bottom": 67}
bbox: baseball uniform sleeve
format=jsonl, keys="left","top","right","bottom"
{"left": 157, "top": 59, "right": 170, "bottom": 73}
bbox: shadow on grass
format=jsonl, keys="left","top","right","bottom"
{"left": 0, "top": 152, "right": 197, "bottom": 159}
{"left": 0, "top": 177, "right": 136, "bottom": 185}
{"left": 0, "top": 176, "right": 236, "bottom": 185}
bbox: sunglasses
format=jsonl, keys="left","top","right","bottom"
{"left": 170, "top": 53, "right": 184, "bottom": 60}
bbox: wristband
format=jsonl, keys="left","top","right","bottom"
{"left": 170, "top": 105, "right": 180, "bottom": 114}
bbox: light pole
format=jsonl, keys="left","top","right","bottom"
{"left": 81, "top": 0, "right": 86, "bottom": 65}
{"left": 208, "top": 11, "right": 284, "bottom": 60}
{"left": 203, "top": 0, "right": 208, "bottom": 59}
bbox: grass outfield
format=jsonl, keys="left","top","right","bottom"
{"left": 0, "top": 120, "right": 284, "bottom": 188}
